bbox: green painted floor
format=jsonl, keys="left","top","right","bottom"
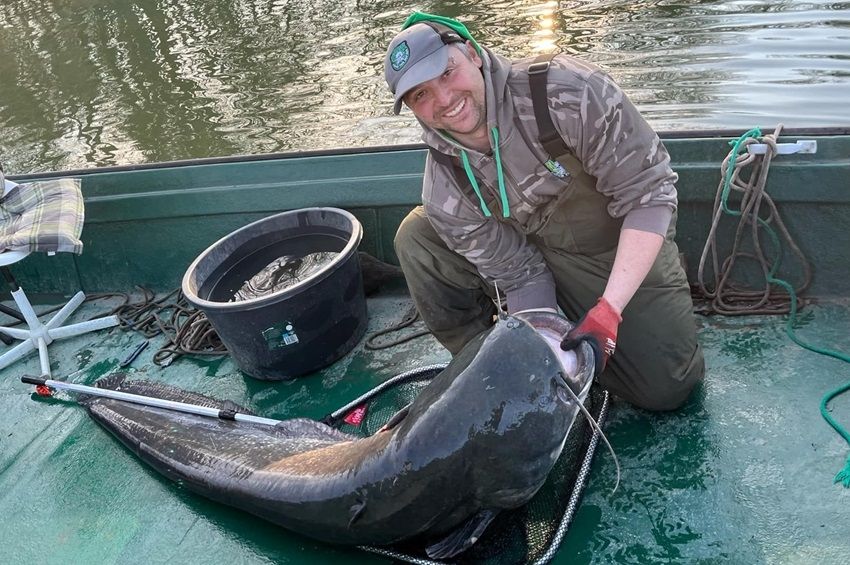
{"left": 1, "top": 289, "right": 848, "bottom": 564}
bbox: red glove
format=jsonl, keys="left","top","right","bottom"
{"left": 560, "top": 297, "right": 622, "bottom": 375}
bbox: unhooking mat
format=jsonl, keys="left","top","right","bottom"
{"left": 322, "top": 365, "right": 609, "bottom": 565}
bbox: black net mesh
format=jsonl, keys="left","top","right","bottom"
{"left": 328, "top": 366, "right": 609, "bottom": 565}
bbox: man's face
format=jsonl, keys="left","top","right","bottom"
{"left": 403, "top": 43, "right": 486, "bottom": 137}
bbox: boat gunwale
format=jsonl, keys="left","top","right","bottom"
{"left": 7, "top": 126, "right": 850, "bottom": 181}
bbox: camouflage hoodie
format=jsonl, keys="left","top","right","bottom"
{"left": 418, "top": 47, "right": 678, "bottom": 314}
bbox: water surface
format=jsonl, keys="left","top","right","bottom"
{"left": 0, "top": 0, "right": 848, "bottom": 173}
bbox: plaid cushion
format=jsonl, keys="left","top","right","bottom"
{"left": 0, "top": 178, "right": 85, "bottom": 254}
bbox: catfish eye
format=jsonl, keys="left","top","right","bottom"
{"left": 557, "top": 386, "right": 571, "bottom": 404}
{"left": 553, "top": 372, "right": 572, "bottom": 404}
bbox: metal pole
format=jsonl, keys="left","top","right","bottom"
{"left": 21, "top": 375, "right": 282, "bottom": 427}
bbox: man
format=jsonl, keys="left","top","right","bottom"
{"left": 384, "top": 14, "right": 704, "bottom": 410}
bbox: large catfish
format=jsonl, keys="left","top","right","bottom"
{"left": 81, "top": 312, "right": 594, "bottom": 558}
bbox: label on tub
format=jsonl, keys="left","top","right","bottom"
{"left": 263, "top": 322, "right": 299, "bottom": 350}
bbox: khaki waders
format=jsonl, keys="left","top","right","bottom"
{"left": 395, "top": 190, "right": 705, "bottom": 411}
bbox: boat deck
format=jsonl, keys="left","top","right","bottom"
{"left": 1, "top": 286, "right": 849, "bottom": 564}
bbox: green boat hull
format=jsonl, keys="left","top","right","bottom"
{"left": 2, "top": 128, "right": 850, "bottom": 564}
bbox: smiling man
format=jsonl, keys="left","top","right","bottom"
{"left": 384, "top": 14, "right": 704, "bottom": 411}
{"left": 396, "top": 43, "right": 488, "bottom": 151}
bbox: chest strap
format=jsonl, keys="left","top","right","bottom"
{"left": 528, "top": 55, "right": 569, "bottom": 160}
{"left": 528, "top": 54, "right": 589, "bottom": 180}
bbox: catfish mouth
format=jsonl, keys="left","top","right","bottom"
{"left": 512, "top": 311, "right": 595, "bottom": 397}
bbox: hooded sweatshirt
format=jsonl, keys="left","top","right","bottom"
{"left": 418, "top": 47, "right": 678, "bottom": 314}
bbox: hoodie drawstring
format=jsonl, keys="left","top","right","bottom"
{"left": 459, "top": 151, "right": 492, "bottom": 217}
{"left": 458, "top": 127, "right": 510, "bottom": 219}
{"left": 490, "top": 127, "right": 509, "bottom": 218}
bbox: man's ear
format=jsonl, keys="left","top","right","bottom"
{"left": 466, "top": 41, "right": 482, "bottom": 68}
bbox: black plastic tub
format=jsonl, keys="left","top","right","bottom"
{"left": 181, "top": 207, "right": 366, "bottom": 380}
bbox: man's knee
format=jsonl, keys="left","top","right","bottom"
{"left": 394, "top": 207, "right": 432, "bottom": 260}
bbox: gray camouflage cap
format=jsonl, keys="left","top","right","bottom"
{"left": 384, "top": 23, "right": 465, "bottom": 114}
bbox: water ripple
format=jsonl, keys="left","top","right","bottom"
{"left": 0, "top": 0, "right": 848, "bottom": 171}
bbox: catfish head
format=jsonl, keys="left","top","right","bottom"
{"left": 468, "top": 311, "right": 595, "bottom": 509}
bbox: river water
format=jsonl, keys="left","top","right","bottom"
{"left": 1, "top": 0, "right": 848, "bottom": 173}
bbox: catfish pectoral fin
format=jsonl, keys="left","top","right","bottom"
{"left": 348, "top": 499, "right": 367, "bottom": 527}
{"left": 425, "top": 508, "right": 499, "bottom": 559}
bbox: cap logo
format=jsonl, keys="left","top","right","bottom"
{"left": 390, "top": 41, "right": 410, "bottom": 72}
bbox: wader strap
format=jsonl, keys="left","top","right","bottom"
{"left": 528, "top": 55, "right": 567, "bottom": 158}
{"left": 527, "top": 54, "right": 586, "bottom": 180}
{"left": 428, "top": 147, "right": 468, "bottom": 189}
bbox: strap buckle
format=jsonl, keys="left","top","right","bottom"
{"left": 528, "top": 61, "right": 551, "bottom": 75}
{"left": 440, "top": 31, "right": 464, "bottom": 44}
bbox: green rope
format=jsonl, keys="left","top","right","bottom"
{"left": 720, "top": 129, "right": 850, "bottom": 487}
{"left": 460, "top": 150, "right": 492, "bottom": 217}
{"left": 721, "top": 127, "right": 784, "bottom": 277}
{"left": 490, "top": 127, "right": 510, "bottom": 218}
{"left": 770, "top": 277, "right": 850, "bottom": 485}
{"left": 720, "top": 127, "right": 761, "bottom": 216}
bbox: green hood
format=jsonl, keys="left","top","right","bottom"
{"left": 401, "top": 12, "right": 482, "bottom": 55}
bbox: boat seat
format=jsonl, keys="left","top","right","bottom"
{"left": 0, "top": 171, "right": 119, "bottom": 377}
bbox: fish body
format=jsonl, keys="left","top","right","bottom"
{"left": 82, "top": 312, "right": 593, "bottom": 554}
{"left": 232, "top": 251, "right": 337, "bottom": 301}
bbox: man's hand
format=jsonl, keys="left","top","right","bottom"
{"left": 560, "top": 297, "right": 622, "bottom": 375}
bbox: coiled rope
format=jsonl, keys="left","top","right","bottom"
{"left": 0, "top": 287, "right": 226, "bottom": 365}
{"left": 63, "top": 288, "right": 225, "bottom": 366}
{"left": 364, "top": 303, "right": 430, "bottom": 350}
{"left": 696, "top": 125, "right": 811, "bottom": 314}
{"left": 695, "top": 125, "right": 850, "bottom": 486}
{"left": 100, "top": 287, "right": 227, "bottom": 366}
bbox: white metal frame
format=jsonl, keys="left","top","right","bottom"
{"left": 0, "top": 250, "right": 119, "bottom": 377}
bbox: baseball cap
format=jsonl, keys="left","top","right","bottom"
{"left": 384, "top": 23, "right": 466, "bottom": 114}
